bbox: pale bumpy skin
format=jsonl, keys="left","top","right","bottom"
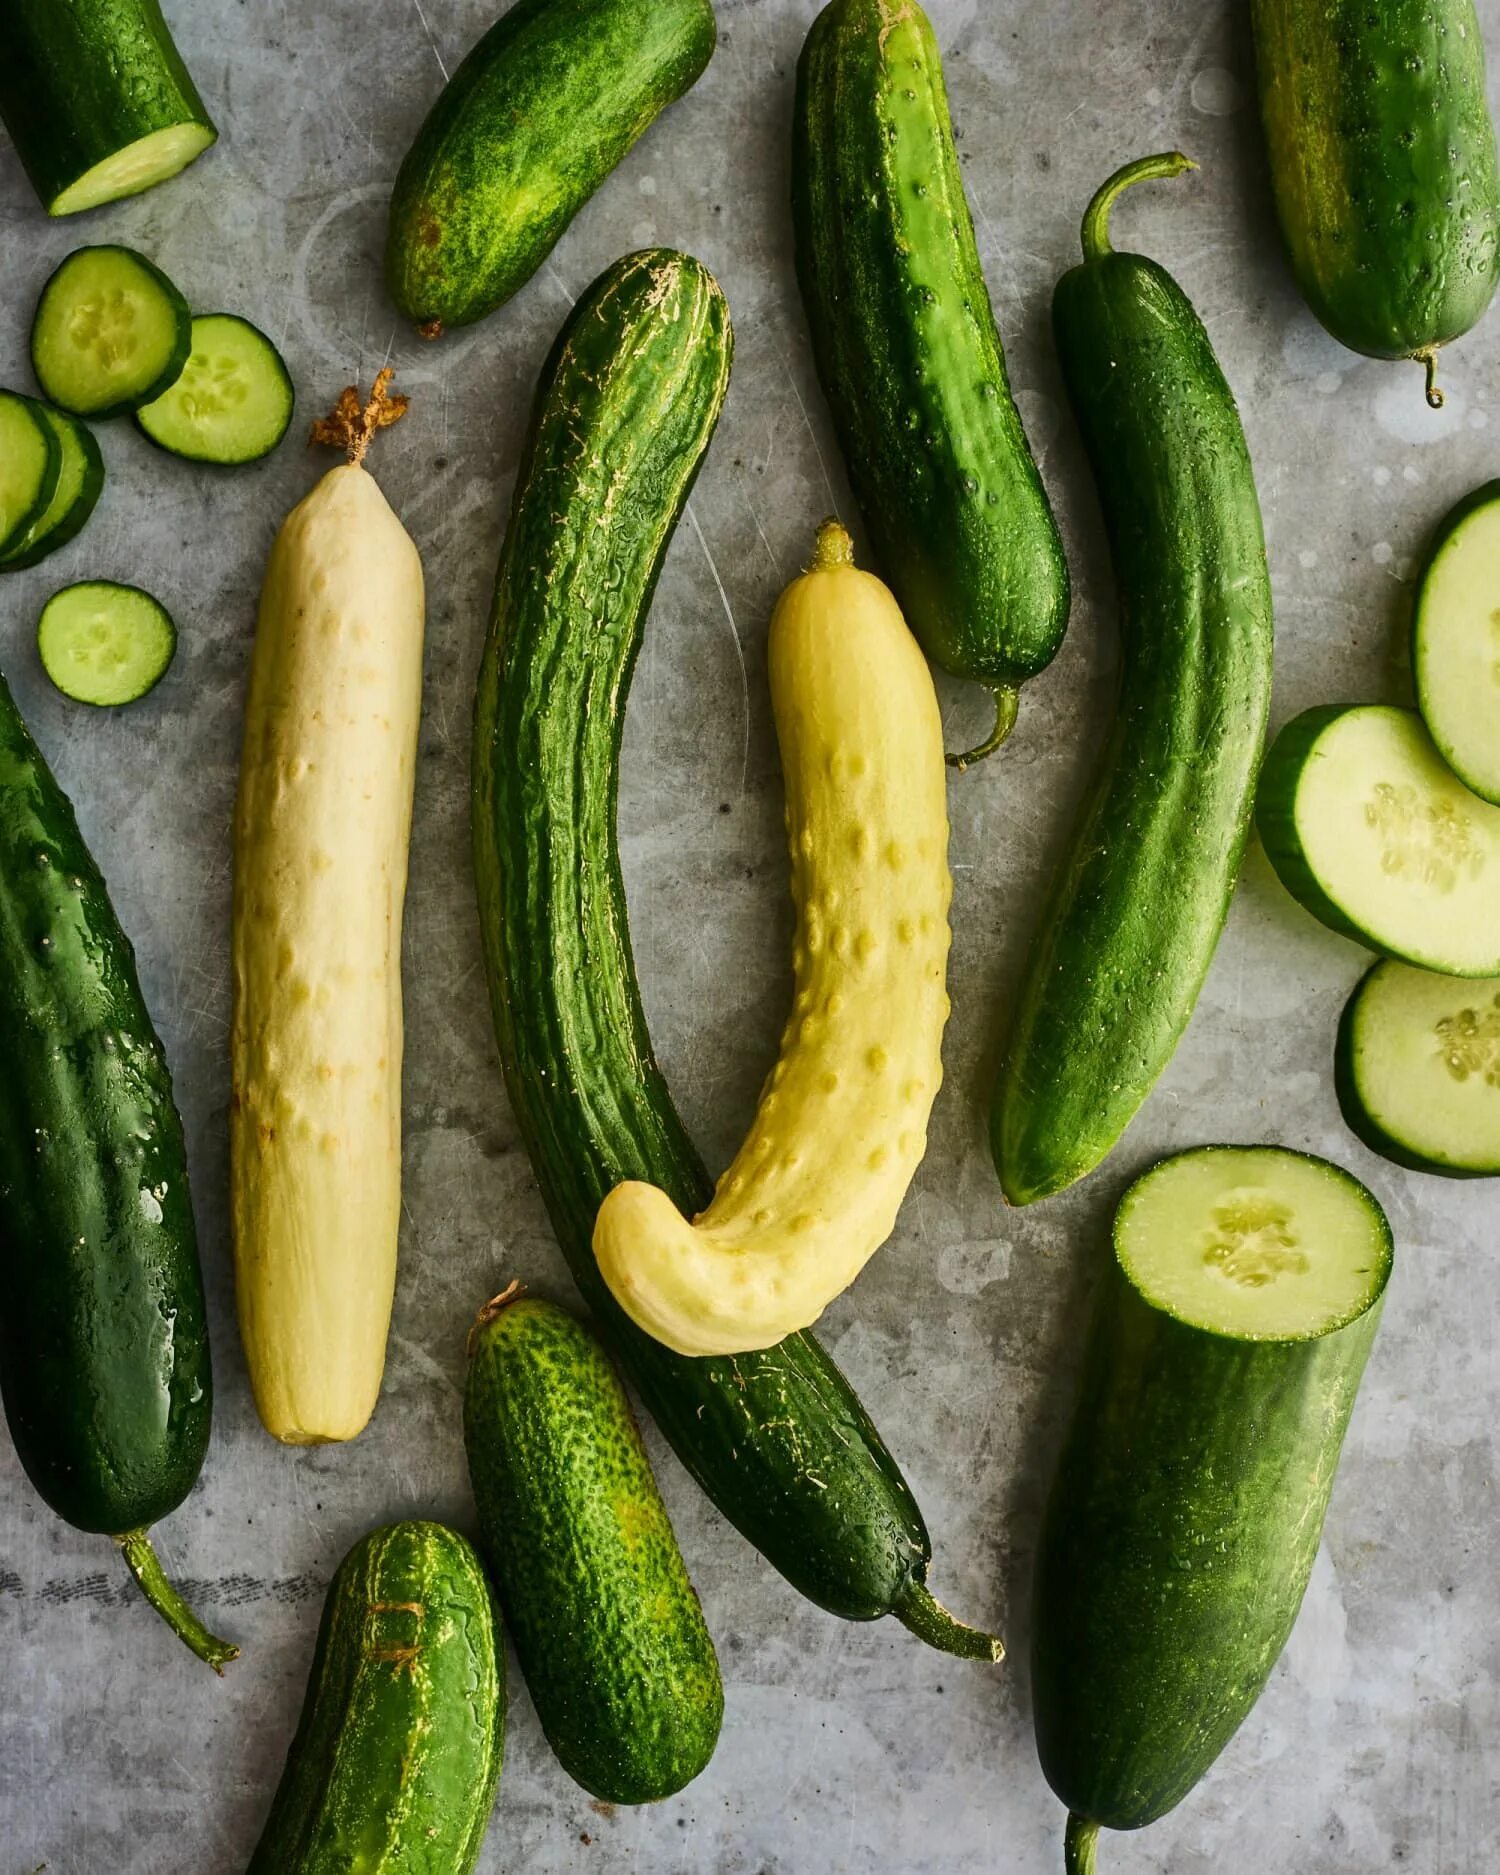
{"left": 231, "top": 464, "right": 425, "bottom": 1443}
{"left": 595, "top": 525, "right": 951, "bottom": 1355}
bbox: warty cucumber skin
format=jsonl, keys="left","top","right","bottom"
{"left": 1252, "top": 0, "right": 1500, "bottom": 367}
{"left": 247, "top": 1521, "right": 505, "bottom": 1875}
{"left": 0, "top": 666, "right": 211, "bottom": 1536}
{"left": 466, "top": 1297, "right": 723, "bottom": 1803}
{"left": 994, "top": 236, "right": 1274, "bottom": 1206}
{"left": 792, "top": 0, "right": 1069, "bottom": 696}
{"left": 387, "top": 0, "right": 717, "bottom": 333}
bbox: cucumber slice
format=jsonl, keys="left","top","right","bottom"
{"left": 1258, "top": 704, "right": 1500, "bottom": 976}
{"left": 37, "top": 582, "right": 177, "bottom": 708}
{"left": 134, "top": 314, "right": 294, "bottom": 464}
{"left": 1413, "top": 480, "right": 1500, "bottom": 805}
{"left": 0, "top": 392, "right": 62, "bottom": 558}
{"left": 31, "top": 246, "right": 191, "bottom": 420}
{"left": 1337, "top": 959, "right": 1500, "bottom": 1177}
{"left": 0, "top": 406, "right": 105, "bottom": 573}
{"left": 1115, "top": 1145, "right": 1393, "bottom": 1341}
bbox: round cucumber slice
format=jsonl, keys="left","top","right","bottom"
{"left": 1258, "top": 703, "right": 1500, "bottom": 976}
{"left": 0, "top": 406, "right": 104, "bottom": 573}
{"left": 1115, "top": 1145, "right": 1393, "bottom": 1342}
{"left": 1413, "top": 480, "right": 1500, "bottom": 806}
{"left": 0, "top": 391, "right": 62, "bottom": 558}
{"left": 1337, "top": 959, "right": 1500, "bottom": 1178}
{"left": 37, "top": 581, "right": 177, "bottom": 708}
{"left": 31, "top": 246, "right": 191, "bottom": 419}
{"left": 134, "top": 314, "right": 294, "bottom": 464}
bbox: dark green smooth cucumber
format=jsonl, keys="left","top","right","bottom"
{"left": 466, "top": 1291, "right": 721, "bottom": 1803}
{"left": 993, "top": 156, "right": 1274, "bottom": 1206}
{"left": 247, "top": 1521, "right": 505, "bottom": 1873}
{"left": 0, "top": 666, "right": 230, "bottom": 1670}
{"left": 1252, "top": 0, "right": 1500, "bottom": 405}
{"left": 472, "top": 248, "right": 997, "bottom": 1659}
{"left": 792, "top": 0, "right": 1069, "bottom": 765}
{"left": 387, "top": 0, "right": 717, "bottom": 335}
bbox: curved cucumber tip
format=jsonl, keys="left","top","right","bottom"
{"left": 117, "top": 1529, "right": 239, "bottom": 1674}
{"left": 1080, "top": 152, "right": 1197, "bottom": 263}
{"left": 1065, "top": 1814, "right": 1100, "bottom": 1875}
{"left": 894, "top": 1579, "right": 1004, "bottom": 1662}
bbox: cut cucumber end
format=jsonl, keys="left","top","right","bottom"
{"left": 38, "top": 582, "right": 177, "bottom": 708}
{"left": 135, "top": 314, "right": 294, "bottom": 464}
{"left": 48, "top": 123, "right": 216, "bottom": 217}
{"left": 1413, "top": 482, "right": 1500, "bottom": 805}
{"left": 1115, "top": 1145, "right": 1392, "bottom": 1342}
{"left": 31, "top": 246, "right": 192, "bottom": 419}
{"left": 0, "top": 392, "right": 63, "bottom": 557}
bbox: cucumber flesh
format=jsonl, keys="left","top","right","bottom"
{"left": 38, "top": 582, "right": 177, "bottom": 707}
{"left": 1, "top": 406, "right": 105, "bottom": 573}
{"left": 31, "top": 246, "right": 191, "bottom": 419}
{"left": 135, "top": 314, "right": 293, "bottom": 464}
{"left": 0, "top": 392, "right": 62, "bottom": 557}
{"left": 1413, "top": 482, "right": 1500, "bottom": 804}
{"left": 51, "top": 123, "right": 216, "bottom": 218}
{"left": 1116, "top": 1145, "right": 1393, "bottom": 1340}
{"left": 1338, "top": 959, "right": 1500, "bottom": 1177}
{"left": 1258, "top": 704, "right": 1500, "bottom": 976}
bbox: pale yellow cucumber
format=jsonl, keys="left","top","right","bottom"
{"left": 231, "top": 374, "right": 424, "bottom": 1444}
{"left": 594, "top": 520, "right": 951, "bottom": 1355}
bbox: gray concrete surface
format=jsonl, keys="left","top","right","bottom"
{"left": 1, "top": 1, "right": 1497, "bottom": 1869}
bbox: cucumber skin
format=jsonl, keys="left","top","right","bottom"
{"left": 792, "top": 0, "right": 1069, "bottom": 693}
{"left": 1252, "top": 0, "right": 1500, "bottom": 362}
{"left": 0, "top": 394, "right": 62, "bottom": 561}
{"left": 0, "top": 667, "right": 210, "bottom": 1534}
{"left": 247, "top": 1522, "right": 504, "bottom": 1874}
{"left": 472, "top": 249, "right": 934, "bottom": 1626}
{"left": 466, "top": 1298, "right": 722, "bottom": 1803}
{"left": 387, "top": 0, "right": 716, "bottom": 333}
{"left": 0, "top": 0, "right": 216, "bottom": 214}
{"left": 993, "top": 247, "right": 1274, "bottom": 1205}
{"left": 1032, "top": 1255, "right": 1388, "bottom": 1833}
{"left": 1, "top": 410, "right": 104, "bottom": 573}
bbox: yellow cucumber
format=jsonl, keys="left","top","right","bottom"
{"left": 594, "top": 520, "right": 951, "bottom": 1355}
{"left": 231, "top": 372, "right": 424, "bottom": 1443}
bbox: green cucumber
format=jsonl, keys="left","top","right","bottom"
{"left": 792, "top": 0, "right": 1069, "bottom": 765}
{"left": 1258, "top": 703, "right": 1500, "bottom": 976}
{"left": 1033, "top": 1145, "right": 1392, "bottom": 1873}
{"left": 992, "top": 156, "right": 1274, "bottom": 1206}
{"left": 1251, "top": 0, "right": 1500, "bottom": 407}
{"left": 247, "top": 1521, "right": 505, "bottom": 1873}
{"left": 38, "top": 581, "right": 177, "bottom": 707}
{"left": 0, "top": 393, "right": 62, "bottom": 560}
{"left": 1413, "top": 480, "right": 1500, "bottom": 803}
{"left": 465, "top": 1290, "right": 722, "bottom": 1802}
{"left": 472, "top": 248, "right": 997, "bottom": 1659}
{"left": 135, "top": 314, "right": 294, "bottom": 464}
{"left": 1337, "top": 959, "right": 1500, "bottom": 1177}
{"left": 387, "top": 0, "right": 716, "bottom": 336}
{"left": 32, "top": 246, "right": 192, "bottom": 420}
{"left": 0, "top": 0, "right": 216, "bottom": 216}
{"left": 0, "top": 405, "right": 105, "bottom": 573}
{"left": 0, "top": 666, "right": 230, "bottom": 1670}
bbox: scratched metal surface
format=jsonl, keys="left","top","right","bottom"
{"left": 1, "top": 1, "right": 1497, "bottom": 1869}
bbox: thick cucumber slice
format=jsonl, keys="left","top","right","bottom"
{"left": 1116, "top": 1144, "right": 1393, "bottom": 1341}
{"left": 1258, "top": 704, "right": 1500, "bottom": 976}
{"left": 1413, "top": 481, "right": 1500, "bottom": 804}
{"left": 37, "top": 582, "right": 177, "bottom": 707}
{"left": 51, "top": 123, "right": 216, "bottom": 218}
{"left": 1337, "top": 959, "right": 1500, "bottom": 1178}
{"left": 134, "top": 314, "right": 293, "bottom": 464}
{"left": 0, "top": 392, "right": 62, "bottom": 558}
{"left": 31, "top": 247, "right": 191, "bottom": 419}
{"left": 1, "top": 406, "right": 105, "bottom": 573}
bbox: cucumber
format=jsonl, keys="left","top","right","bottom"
{"left": 992, "top": 156, "right": 1275, "bottom": 1207}
{"left": 792, "top": 0, "right": 1069, "bottom": 765}
{"left": 0, "top": 0, "right": 216, "bottom": 216}
{"left": 135, "top": 314, "right": 294, "bottom": 465}
{"left": 247, "top": 1521, "right": 505, "bottom": 1873}
{"left": 37, "top": 581, "right": 177, "bottom": 707}
{"left": 465, "top": 1290, "right": 722, "bottom": 1802}
{"left": 1337, "top": 959, "right": 1500, "bottom": 1177}
{"left": 1413, "top": 481, "right": 1500, "bottom": 803}
{"left": 32, "top": 246, "right": 191, "bottom": 420}
{"left": 0, "top": 666, "right": 230, "bottom": 1670}
{"left": 1032, "top": 1146, "right": 1392, "bottom": 1873}
{"left": 473, "top": 248, "right": 997, "bottom": 1658}
{"left": 387, "top": 0, "right": 717, "bottom": 336}
{"left": 0, "top": 392, "right": 62, "bottom": 560}
{"left": 0, "top": 405, "right": 105, "bottom": 573}
{"left": 1258, "top": 704, "right": 1500, "bottom": 976}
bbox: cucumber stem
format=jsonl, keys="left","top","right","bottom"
{"left": 1415, "top": 347, "right": 1446, "bottom": 410}
{"left": 310, "top": 366, "right": 410, "bottom": 467}
{"left": 810, "top": 516, "right": 857, "bottom": 570}
{"left": 893, "top": 1579, "right": 1004, "bottom": 1661}
{"left": 1064, "top": 1815, "right": 1100, "bottom": 1874}
{"left": 1080, "top": 152, "right": 1197, "bottom": 263}
{"left": 117, "top": 1530, "right": 238, "bottom": 1673}
{"left": 947, "top": 684, "right": 1020, "bottom": 771}
{"left": 467, "top": 1279, "right": 526, "bottom": 1355}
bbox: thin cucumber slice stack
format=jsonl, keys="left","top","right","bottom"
{"left": 32, "top": 247, "right": 192, "bottom": 419}
{"left": 1338, "top": 959, "right": 1500, "bottom": 1177}
{"left": 0, "top": 392, "right": 62, "bottom": 556}
{"left": 1258, "top": 704, "right": 1500, "bottom": 976}
{"left": 0, "top": 405, "right": 105, "bottom": 573}
{"left": 135, "top": 314, "right": 294, "bottom": 464}
{"left": 1413, "top": 481, "right": 1500, "bottom": 805}
{"left": 38, "top": 582, "right": 177, "bottom": 708}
